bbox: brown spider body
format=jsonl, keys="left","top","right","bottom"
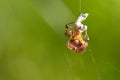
{"left": 67, "top": 39, "right": 88, "bottom": 53}
{"left": 65, "top": 23, "right": 89, "bottom": 53}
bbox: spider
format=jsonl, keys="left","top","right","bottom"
{"left": 65, "top": 13, "right": 89, "bottom": 53}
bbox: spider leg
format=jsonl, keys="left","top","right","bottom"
{"left": 64, "top": 22, "right": 75, "bottom": 38}
{"left": 83, "top": 30, "right": 89, "bottom": 42}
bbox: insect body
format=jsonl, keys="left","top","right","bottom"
{"left": 65, "top": 13, "right": 89, "bottom": 53}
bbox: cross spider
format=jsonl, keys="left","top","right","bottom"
{"left": 65, "top": 13, "right": 89, "bottom": 53}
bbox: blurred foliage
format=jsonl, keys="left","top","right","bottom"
{"left": 0, "top": 0, "right": 120, "bottom": 80}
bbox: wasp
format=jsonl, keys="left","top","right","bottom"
{"left": 65, "top": 13, "right": 89, "bottom": 53}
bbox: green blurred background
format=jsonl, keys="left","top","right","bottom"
{"left": 0, "top": 0, "right": 120, "bottom": 80}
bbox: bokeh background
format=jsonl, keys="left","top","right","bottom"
{"left": 0, "top": 0, "right": 120, "bottom": 80}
